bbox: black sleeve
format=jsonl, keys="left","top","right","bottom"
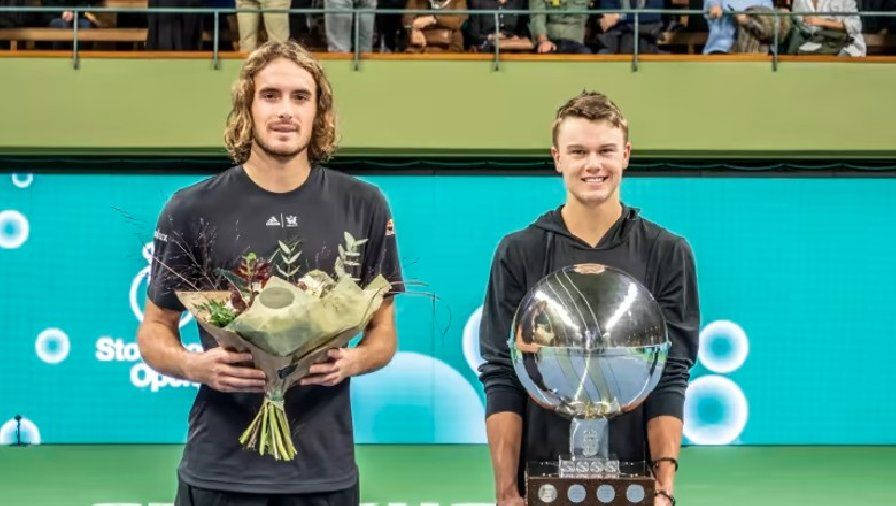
{"left": 147, "top": 195, "right": 199, "bottom": 312}
{"left": 644, "top": 237, "right": 700, "bottom": 420}
{"left": 360, "top": 190, "right": 404, "bottom": 294}
{"left": 478, "top": 237, "right": 529, "bottom": 418}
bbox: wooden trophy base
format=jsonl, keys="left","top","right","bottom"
{"left": 527, "top": 475, "right": 655, "bottom": 505}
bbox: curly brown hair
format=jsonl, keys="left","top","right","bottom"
{"left": 552, "top": 91, "right": 629, "bottom": 147}
{"left": 224, "top": 41, "right": 337, "bottom": 164}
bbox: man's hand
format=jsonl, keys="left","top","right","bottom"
{"left": 186, "top": 348, "right": 266, "bottom": 393}
{"left": 600, "top": 13, "right": 621, "bottom": 32}
{"left": 803, "top": 16, "right": 822, "bottom": 26}
{"left": 300, "top": 348, "right": 362, "bottom": 387}
{"left": 413, "top": 15, "right": 437, "bottom": 29}
{"left": 537, "top": 39, "right": 556, "bottom": 53}
{"left": 497, "top": 494, "right": 526, "bottom": 506}
{"left": 62, "top": 11, "right": 74, "bottom": 22}
{"left": 654, "top": 490, "right": 673, "bottom": 505}
{"left": 410, "top": 28, "right": 427, "bottom": 47}
{"left": 708, "top": 4, "right": 723, "bottom": 18}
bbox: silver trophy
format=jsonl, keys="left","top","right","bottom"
{"left": 509, "top": 264, "right": 669, "bottom": 505}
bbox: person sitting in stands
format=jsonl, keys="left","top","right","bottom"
{"left": 703, "top": 0, "right": 776, "bottom": 54}
{"left": 787, "top": 0, "right": 865, "bottom": 56}
{"left": 529, "top": 0, "right": 591, "bottom": 54}
{"left": 403, "top": 0, "right": 469, "bottom": 51}
{"left": 42, "top": 0, "right": 94, "bottom": 30}
{"left": 594, "top": 0, "right": 664, "bottom": 54}
{"left": 465, "top": 0, "right": 530, "bottom": 51}
{"left": 236, "top": 0, "right": 290, "bottom": 51}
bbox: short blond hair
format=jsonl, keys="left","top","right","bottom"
{"left": 552, "top": 91, "right": 629, "bottom": 146}
{"left": 224, "top": 41, "right": 337, "bottom": 164}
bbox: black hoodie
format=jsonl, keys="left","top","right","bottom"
{"left": 478, "top": 204, "right": 699, "bottom": 493}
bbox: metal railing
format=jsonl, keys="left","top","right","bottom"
{"left": 1, "top": 5, "right": 894, "bottom": 72}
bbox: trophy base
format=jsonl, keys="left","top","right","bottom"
{"left": 527, "top": 461, "right": 654, "bottom": 505}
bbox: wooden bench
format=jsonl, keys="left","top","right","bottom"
{"left": 865, "top": 32, "right": 896, "bottom": 55}
{"left": 658, "top": 31, "right": 708, "bottom": 54}
{"left": 0, "top": 28, "right": 147, "bottom": 50}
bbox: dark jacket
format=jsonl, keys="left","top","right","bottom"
{"left": 478, "top": 204, "right": 699, "bottom": 494}
{"left": 465, "top": 0, "right": 529, "bottom": 44}
{"left": 39, "top": 0, "right": 93, "bottom": 25}
{"left": 599, "top": 0, "right": 664, "bottom": 25}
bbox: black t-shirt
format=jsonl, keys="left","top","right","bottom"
{"left": 148, "top": 165, "right": 403, "bottom": 494}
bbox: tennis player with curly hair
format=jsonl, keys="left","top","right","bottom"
{"left": 137, "top": 40, "right": 403, "bottom": 506}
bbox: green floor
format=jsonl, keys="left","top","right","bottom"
{"left": 0, "top": 445, "right": 893, "bottom": 505}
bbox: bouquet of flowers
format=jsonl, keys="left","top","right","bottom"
{"left": 175, "top": 233, "right": 390, "bottom": 461}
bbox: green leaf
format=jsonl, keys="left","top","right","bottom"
{"left": 218, "top": 268, "right": 248, "bottom": 291}
{"left": 337, "top": 244, "right": 345, "bottom": 258}
{"left": 287, "top": 252, "right": 301, "bottom": 264}
{"left": 279, "top": 240, "right": 291, "bottom": 255}
{"left": 354, "top": 238, "right": 368, "bottom": 246}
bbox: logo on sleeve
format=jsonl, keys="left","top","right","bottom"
{"left": 153, "top": 230, "right": 168, "bottom": 242}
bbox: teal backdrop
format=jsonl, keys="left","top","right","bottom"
{"left": 1, "top": 170, "right": 893, "bottom": 445}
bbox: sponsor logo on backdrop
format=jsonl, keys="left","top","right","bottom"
{"left": 95, "top": 336, "right": 201, "bottom": 392}
{"left": 0, "top": 209, "right": 29, "bottom": 249}
{"left": 35, "top": 328, "right": 70, "bottom": 364}
{"left": 462, "top": 306, "right": 485, "bottom": 376}
{"left": 0, "top": 416, "right": 41, "bottom": 445}
{"left": 130, "top": 242, "right": 192, "bottom": 328}
{"left": 11, "top": 173, "right": 33, "bottom": 188}
{"left": 683, "top": 319, "right": 750, "bottom": 445}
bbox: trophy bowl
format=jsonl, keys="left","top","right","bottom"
{"left": 509, "top": 264, "right": 669, "bottom": 420}
{"left": 509, "top": 264, "right": 672, "bottom": 503}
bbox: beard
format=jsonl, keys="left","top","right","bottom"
{"left": 253, "top": 130, "right": 309, "bottom": 160}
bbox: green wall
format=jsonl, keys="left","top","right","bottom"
{"left": 2, "top": 57, "right": 895, "bottom": 157}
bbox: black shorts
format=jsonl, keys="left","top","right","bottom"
{"left": 174, "top": 480, "right": 360, "bottom": 506}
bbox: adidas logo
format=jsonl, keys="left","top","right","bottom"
{"left": 266, "top": 216, "right": 281, "bottom": 227}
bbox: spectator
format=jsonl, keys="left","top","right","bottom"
{"left": 732, "top": 6, "right": 791, "bottom": 53}
{"left": 529, "top": 0, "right": 591, "bottom": 53}
{"left": 594, "top": 0, "right": 664, "bottom": 54}
{"left": 377, "top": 0, "right": 408, "bottom": 51}
{"left": 326, "top": 0, "right": 376, "bottom": 51}
{"left": 465, "top": 0, "right": 529, "bottom": 51}
{"left": 236, "top": 0, "right": 290, "bottom": 51}
{"left": 859, "top": 0, "right": 896, "bottom": 34}
{"left": 147, "top": 0, "right": 204, "bottom": 50}
{"left": 0, "top": 1, "right": 34, "bottom": 31}
{"left": 403, "top": 0, "right": 468, "bottom": 51}
{"left": 703, "top": 0, "right": 773, "bottom": 53}
{"left": 788, "top": 0, "right": 865, "bottom": 56}
{"left": 42, "top": 0, "right": 94, "bottom": 30}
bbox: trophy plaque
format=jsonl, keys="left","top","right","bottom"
{"left": 509, "top": 264, "right": 669, "bottom": 505}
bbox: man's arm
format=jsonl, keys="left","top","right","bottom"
{"left": 644, "top": 237, "right": 700, "bottom": 504}
{"left": 487, "top": 411, "right": 525, "bottom": 505}
{"left": 647, "top": 416, "right": 683, "bottom": 501}
{"left": 479, "top": 237, "right": 530, "bottom": 504}
{"left": 137, "top": 300, "right": 266, "bottom": 392}
{"left": 300, "top": 297, "right": 397, "bottom": 386}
